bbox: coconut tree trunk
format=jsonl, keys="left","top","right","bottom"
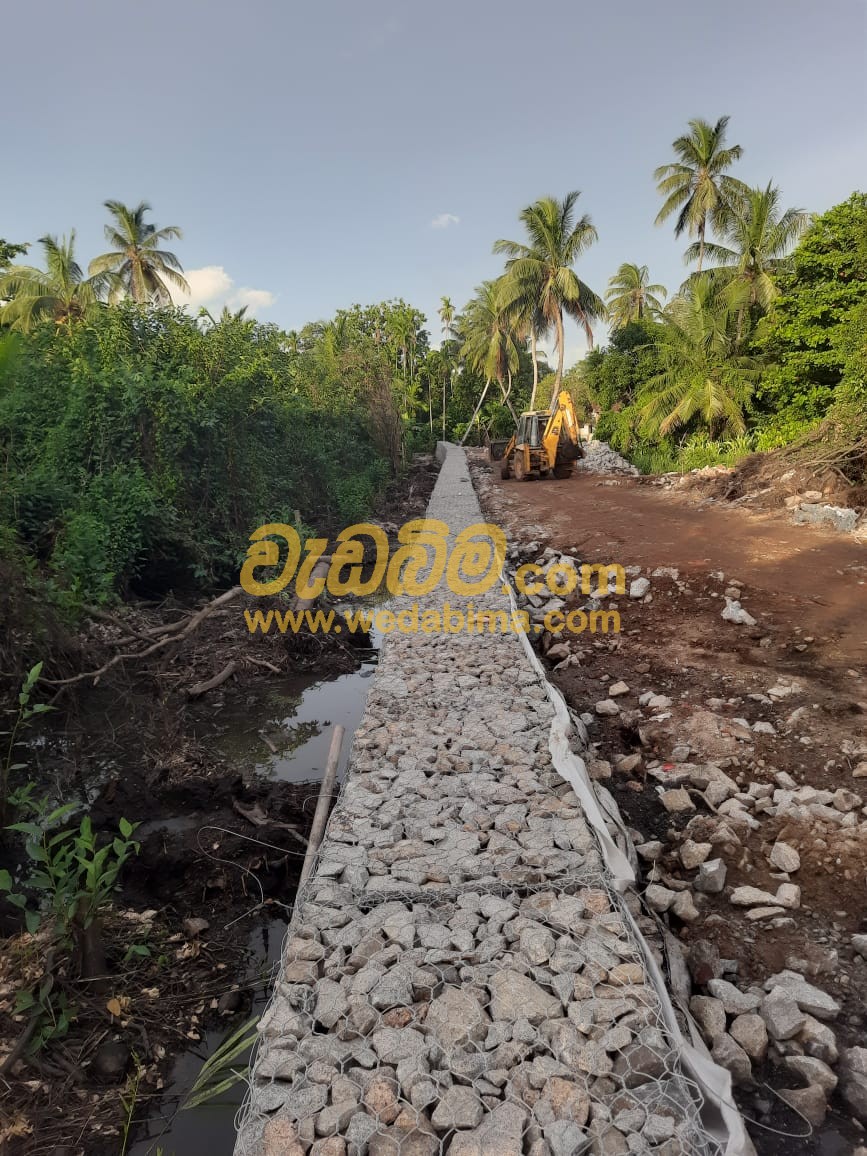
{"left": 442, "top": 372, "right": 447, "bottom": 440}
{"left": 697, "top": 217, "right": 706, "bottom": 273}
{"left": 498, "top": 371, "right": 518, "bottom": 424}
{"left": 131, "top": 255, "right": 147, "bottom": 304}
{"left": 554, "top": 308, "right": 565, "bottom": 389}
{"left": 529, "top": 329, "right": 539, "bottom": 410}
{"left": 459, "top": 378, "right": 492, "bottom": 446}
{"left": 735, "top": 305, "right": 745, "bottom": 350}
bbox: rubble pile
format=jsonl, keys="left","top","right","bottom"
{"left": 577, "top": 442, "right": 640, "bottom": 476}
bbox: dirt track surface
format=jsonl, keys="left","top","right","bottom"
{"left": 471, "top": 453, "right": 867, "bottom": 1155}
{"left": 485, "top": 469, "right": 866, "bottom": 667}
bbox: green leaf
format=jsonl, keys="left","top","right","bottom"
{"left": 119, "top": 817, "right": 134, "bottom": 838}
{"left": 181, "top": 1017, "right": 259, "bottom": 1110}
{"left": 124, "top": 943, "right": 151, "bottom": 962}
{"left": 25, "top": 910, "right": 41, "bottom": 934}
{"left": 0, "top": 869, "right": 12, "bottom": 891}
{"left": 45, "top": 804, "right": 76, "bottom": 825}
{"left": 182, "top": 1072, "right": 247, "bottom": 1110}
{"left": 7, "top": 822, "right": 44, "bottom": 839}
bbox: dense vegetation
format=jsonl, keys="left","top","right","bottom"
{"left": 443, "top": 117, "right": 864, "bottom": 478}
{"left": 2, "top": 135, "right": 865, "bottom": 618}
{"left": 0, "top": 305, "right": 402, "bottom": 608}
{"left": 573, "top": 119, "right": 867, "bottom": 476}
{"left": 0, "top": 207, "right": 428, "bottom": 613}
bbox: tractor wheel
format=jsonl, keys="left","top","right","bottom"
{"left": 513, "top": 453, "right": 529, "bottom": 481}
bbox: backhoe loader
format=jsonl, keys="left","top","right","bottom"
{"left": 493, "top": 390, "right": 584, "bottom": 480}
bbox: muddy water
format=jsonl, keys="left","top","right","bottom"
{"left": 212, "top": 648, "right": 378, "bottom": 785}
{"left": 129, "top": 919, "right": 287, "bottom": 1156}
{"left": 129, "top": 629, "right": 383, "bottom": 1156}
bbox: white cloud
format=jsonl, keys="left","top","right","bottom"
{"left": 172, "top": 265, "right": 275, "bottom": 316}
{"left": 230, "top": 287, "right": 276, "bottom": 312}
{"left": 178, "top": 265, "right": 233, "bottom": 309}
{"left": 430, "top": 212, "right": 460, "bottom": 229}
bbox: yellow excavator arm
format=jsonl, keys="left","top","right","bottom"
{"left": 497, "top": 390, "right": 584, "bottom": 481}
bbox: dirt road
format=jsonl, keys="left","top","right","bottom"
{"left": 483, "top": 467, "right": 866, "bottom": 667}
{"left": 471, "top": 453, "right": 867, "bottom": 1155}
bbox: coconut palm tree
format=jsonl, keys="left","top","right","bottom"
{"left": 686, "top": 183, "right": 810, "bottom": 338}
{"left": 0, "top": 232, "right": 108, "bottom": 331}
{"left": 89, "top": 200, "right": 189, "bottom": 304}
{"left": 458, "top": 281, "right": 521, "bottom": 444}
{"left": 438, "top": 295, "right": 456, "bottom": 342}
{"left": 606, "top": 264, "right": 667, "bottom": 328}
{"left": 494, "top": 191, "right": 604, "bottom": 391}
{"left": 496, "top": 268, "right": 551, "bottom": 410}
{"left": 654, "top": 117, "right": 746, "bottom": 272}
{"left": 639, "top": 275, "right": 759, "bottom": 438}
{"left": 437, "top": 296, "right": 457, "bottom": 437}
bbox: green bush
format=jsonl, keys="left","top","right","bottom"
{"left": 0, "top": 304, "right": 397, "bottom": 604}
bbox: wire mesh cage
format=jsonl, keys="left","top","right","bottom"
{"left": 234, "top": 447, "right": 728, "bottom": 1156}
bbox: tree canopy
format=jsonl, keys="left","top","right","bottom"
{"left": 89, "top": 200, "right": 189, "bottom": 305}
{"left": 494, "top": 192, "right": 605, "bottom": 388}
{"left": 655, "top": 116, "right": 746, "bottom": 271}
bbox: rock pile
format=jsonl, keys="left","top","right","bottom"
{"left": 600, "top": 715, "right": 867, "bottom": 1126}
{"left": 577, "top": 441, "right": 640, "bottom": 476}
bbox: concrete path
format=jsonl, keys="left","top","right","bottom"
{"left": 235, "top": 446, "right": 727, "bottom": 1156}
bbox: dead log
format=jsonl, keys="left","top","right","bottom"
{"left": 187, "top": 659, "right": 238, "bottom": 698}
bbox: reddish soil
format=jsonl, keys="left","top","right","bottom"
{"left": 484, "top": 469, "right": 866, "bottom": 666}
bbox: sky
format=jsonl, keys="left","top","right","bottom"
{"left": 3, "top": 0, "right": 866, "bottom": 365}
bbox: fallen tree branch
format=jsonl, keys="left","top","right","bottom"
{"left": 258, "top": 730, "right": 279, "bottom": 754}
{"left": 187, "top": 659, "right": 238, "bottom": 698}
{"left": 82, "top": 606, "right": 153, "bottom": 644}
{"left": 42, "top": 587, "right": 245, "bottom": 689}
{"left": 246, "top": 656, "right": 282, "bottom": 674}
{"left": 138, "top": 617, "right": 193, "bottom": 637}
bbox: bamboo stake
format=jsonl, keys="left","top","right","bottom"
{"left": 298, "top": 724, "right": 345, "bottom": 887}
